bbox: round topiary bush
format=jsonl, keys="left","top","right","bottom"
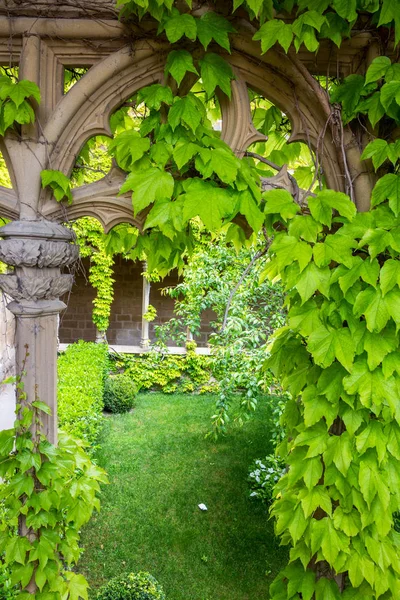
{"left": 103, "top": 374, "right": 138, "bottom": 414}
{"left": 96, "top": 572, "right": 165, "bottom": 600}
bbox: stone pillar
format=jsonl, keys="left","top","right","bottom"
{"left": 140, "top": 262, "right": 151, "bottom": 351}
{"left": 0, "top": 219, "right": 78, "bottom": 445}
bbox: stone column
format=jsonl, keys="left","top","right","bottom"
{"left": 0, "top": 219, "right": 78, "bottom": 445}
{"left": 140, "top": 262, "right": 151, "bottom": 351}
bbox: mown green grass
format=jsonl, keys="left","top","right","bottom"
{"left": 79, "top": 393, "right": 287, "bottom": 600}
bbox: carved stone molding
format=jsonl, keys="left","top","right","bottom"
{"left": 0, "top": 272, "right": 74, "bottom": 301}
{"left": 0, "top": 219, "right": 78, "bottom": 315}
{"left": 0, "top": 240, "right": 78, "bottom": 268}
{"left": 43, "top": 167, "right": 146, "bottom": 232}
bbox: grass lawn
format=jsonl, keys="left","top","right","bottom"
{"left": 79, "top": 393, "right": 287, "bottom": 600}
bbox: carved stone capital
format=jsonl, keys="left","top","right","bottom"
{"left": 0, "top": 272, "right": 73, "bottom": 301}
{"left": 0, "top": 239, "right": 79, "bottom": 267}
{"left": 0, "top": 219, "right": 77, "bottom": 315}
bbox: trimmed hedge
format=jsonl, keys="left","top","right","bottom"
{"left": 96, "top": 572, "right": 165, "bottom": 600}
{"left": 58, "top": 341, "right": 108, "bottom": 447}
{"left": 103, "top": 374, "right": 138, "bottom": 414}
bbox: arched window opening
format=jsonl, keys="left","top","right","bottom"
{"left": 69, "top": 93, "right": 150, "bottom": 188}
{"left": 71, "top": 135, "right": 112, "bottom": 187}
{"left": 246, "top": 88, "right": 321, "bottom": 192}
{"left": 64, "top": 67, "right": 89, "bottom": 94}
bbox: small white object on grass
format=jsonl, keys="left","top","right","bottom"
{"left": 198, "top": 503, "right": 208, "bottom": 511}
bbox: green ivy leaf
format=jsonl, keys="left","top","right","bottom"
{"left": 303, "top": 389, "right": 338, "bottom": 427}
{"left": 317, "top": 363, "right": 346, "bottom": 403}
{"left": 264, "top": 189, "right": 300, "bottom": 220}
{"left": 144, "top": 198, "right": 184, "bottom": 239}
{"left": 172, "top": 140, "right": 201, "bottom": 169}
{"left": 382, "top": 351, "right": 400, "bottom": 378}
{"left": 361, "top": 139, "right": 389, "bottom": 170}
{"left": 371, "top": 174, "right": 400, "bottom": 216}
{"left": 365, "top": 56, "right": 392, "bottom": 84}
{"left": 164, "top": 50, "right": 199, "bottom": 86}
{"left": 301, "top": 486, "right": 332, "bottom": 518}
{"left": 356, "top": 420, "right": 386, "bottom": 463}
{"left": 333, "top": 507, "right": 362, "bottom": 537}
{"left": 343, "top": 358, "right": 396, "bottom": 409}
{"left": 6, "top": 536, "right": 32, "bottom": 565}
{"left": 120, "top": 167, "right": 174, "bottom": 215}
{"left": 0, "top": 429, "right": 15, "bottom": 456}
{"left": 295, "top": 263, "right": 330, "bottom": 304}
{"left": 309, "top": 190, "right": 356, "bottom": 227}
{"left": 353, "top": 287, "right": 390, "bottom": 333}
{"left": 136, "top": 84, "right": 174, "bottom": 110}
{"left": 196, "top": 12, "right": 236, "bottom": 52}
{"left": 332, "top": 0, "right": 357, "bottom": 20}
{"left": 168, "top": 96, "right": 203, "bottom": 132}
{"left": 238, "top": 190, "right": 264, "bottom": 232}
{"left": 288, "top": 503, "right": 308, "bottom": 544}
{"left": 307, "top": 326, "right": 355, "bottom": 372}
{"left": 210, "top": 148, "right": 239, "bottom": 184}
{"left": 288, "top": 299, "right": 322, "bottom": 336}
{"left": 378, "top": 0, "right": 400, "bottom": 44}
{"left": 324, "top": 432, "right": 353, "bottom": 475}
{"left": 295, "top": 422, "right": 329, "bottom": 458}
{"left": 365, "top": 92, "right": 386, "bottom": 127}
{"left": 380, "top": 80, "right": 400, "bottom": 111}
{"left": 302, "top": 457, "right": 323, "bottom": 490}
{"left": 253, "top": 20, "right": 293, "bottom": 53}
{"left": 363, "top": 327, "right": 398, "bottom": 370}
{"left": 359, "top": 453, "right": 389, "bottom": 509}
{"left": 0, "top": 79, "right": 41, "bottom": 107}
{"left": 164, "top": 11, "right": 197, "bottom": 43}
{"left": 41, "top": 170, "right": 72, "bottom": 203}
{"left": 199, "top": 53, "right": 234, "bottom": 98}
{"left": 10, "top": 563, "right": 34, "bottom": 588}
{"left": 330, "top": 75, "right": 365, "bottom": 119}
{"left": 288, "top": 215, "right": 322, "bottom": 243}
{"left": 182, "top": 179, "right": 234, "bottom": 230}
{"left": 66, "top": 572, "right": 89, "bottom": 600}
{"left": 109, "top": 130, "right": 151, "bottom": 171}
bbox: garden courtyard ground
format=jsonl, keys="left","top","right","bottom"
{"left": 79, "top": 393, "right": 287, "bottom": 600}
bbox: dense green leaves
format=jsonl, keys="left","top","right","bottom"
{"left": 0, "top": 391, "right": 107, "bottom": 600}
{"left": 164, "top": 50, "right": 198, "bottom": 86}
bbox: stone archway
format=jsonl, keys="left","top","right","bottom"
{"left": 0, "top": 4, "right": 375, "bottom": 443}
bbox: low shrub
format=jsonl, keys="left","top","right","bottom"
{"left": 104, "top": 374, "right": 138, "bottom": 413}
{"left": 96, "top": 572, "right": 165, "bottom": 600}
{"left": 248, "top": 455, "right": 286, "bottom": 504}
{"left": 111, "top": 342, "right": 217, "bottom": 395}
{"left": 58, "top": 341, "right": 108, "bottom": 447}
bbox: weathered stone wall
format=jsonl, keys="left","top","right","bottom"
{"left": 0, "top": 0, "right": 117, "bottom": 18}
{"left": 0, "top": 294, "right": 15, "bottom": 431}
{"left": 59, "top": 256, "right": 215, "bottom": 347}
